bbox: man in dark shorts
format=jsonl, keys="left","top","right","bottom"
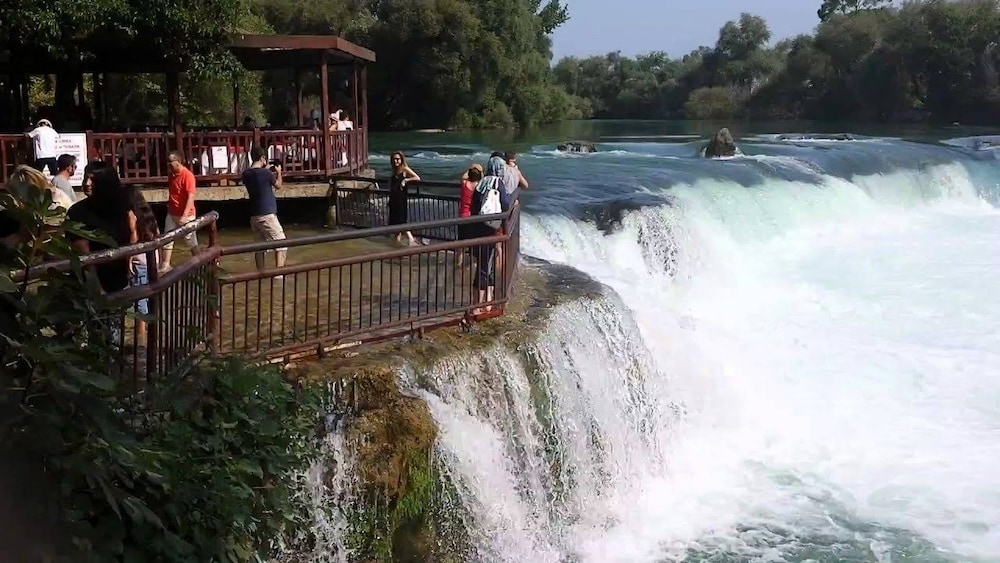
{"left": 241, "top": 147, "right": 286, "bottom": 271}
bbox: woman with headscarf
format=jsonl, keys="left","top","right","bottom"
{"left": 469, "top": 155, "right": 512, "bottom": 315}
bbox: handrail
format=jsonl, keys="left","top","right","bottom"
{"left": 10, "top": 212, "right": 220, "bottom": 282}
{"left": 219, "top": 233, "right": 507, "bottom": 283}
{"left": 114, "top": 247, "right": 222, "bottom": 301}
{"left": 220, "top": 210, "right": 511, "bottom": 255}
{"left": 332, "top": 175, "right": 460, "bottom": 190}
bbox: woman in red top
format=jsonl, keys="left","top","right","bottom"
{"left": 457, "top": 163, "right": 483, "bottom": 266}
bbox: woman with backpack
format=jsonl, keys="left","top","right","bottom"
{"left": 469, "top": 155, "right": 512, "bottom": 315}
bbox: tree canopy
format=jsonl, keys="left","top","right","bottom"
{"left": 3, "top": 0, "right": 999, "bottom": 130}
{"left": 2, "top": 0, "right": 584, "bottom": 130}
{"left": 551, "top": 0, "right": 1000, "bottom": 124}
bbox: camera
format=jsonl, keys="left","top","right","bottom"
{"left": 268, "top": 158, "right": 281, "bottom": 173}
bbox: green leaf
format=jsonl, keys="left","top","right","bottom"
{"left": 0, "top": 272, "right": 16, "bottom": 293}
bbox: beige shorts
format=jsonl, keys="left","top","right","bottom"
{"left": 251, "top": 214, "right": 287, "bottom": 252}
{"left": 162, "top": 214, "right": 198, "bottom": 252}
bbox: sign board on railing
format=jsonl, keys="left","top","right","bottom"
{"left": 48, "top": 133, "right": 88, "bottom": 186}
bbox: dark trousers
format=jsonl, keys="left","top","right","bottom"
{"left": 32, "top": 158, "right": 58, "bottom": 176}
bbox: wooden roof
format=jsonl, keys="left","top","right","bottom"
{"left": 229, "top": 35, "right": 376, "bottom": 68}
{"left": 0, "top": 34, "right": 375, "bottom": 74}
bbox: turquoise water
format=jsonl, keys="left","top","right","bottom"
{"left": 374, "top": 122, "right": 1000, "bottom": 562}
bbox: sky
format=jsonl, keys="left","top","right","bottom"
{"left": 550, "top": 0, "right": 824, "bottom": 60}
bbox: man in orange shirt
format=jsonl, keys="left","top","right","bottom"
{"left": 159, "top": 151, "right": 199, "bottom": 274}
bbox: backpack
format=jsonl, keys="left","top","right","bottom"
{"left": 475, "top": 176, "right": 503, "bottom": 230}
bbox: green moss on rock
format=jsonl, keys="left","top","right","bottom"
{"left": 288, "top": 259, "right": 605, "bottom": 561}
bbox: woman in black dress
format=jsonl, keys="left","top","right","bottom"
{"left": 389, "top": 151, "right": 420, "bottom": 245}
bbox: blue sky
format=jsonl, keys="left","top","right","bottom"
{"left": 550, "top": 0, "right": 823, "bottom": 60}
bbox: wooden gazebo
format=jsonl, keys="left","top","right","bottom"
{"left": 0, "top": 34, "right": 375, "bottom": 187}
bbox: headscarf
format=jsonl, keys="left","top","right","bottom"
{"left": 476, "top": 156, "right": 506, "bottom": 195}
{"left": 484, "top": 155, "right": 505, "bottom": 178}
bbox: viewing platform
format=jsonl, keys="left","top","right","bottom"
{"left": 1, "top": 35, "right": 374, "bottom": 192}
{"left": 13, "top": 179, "right": 521, "bottom": 383}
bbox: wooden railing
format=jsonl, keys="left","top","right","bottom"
{"left": 0, "top": 127, "right": 369, "bottom": 186}
{"left": 10, "top": 185, "right": 521, "bottom": 380}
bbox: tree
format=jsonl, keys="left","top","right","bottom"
{"left": 552, "top": 1, "right": 1000, "bottom": 125}
{"left": 818, "top": 0, "right": 892, "bottom": 22}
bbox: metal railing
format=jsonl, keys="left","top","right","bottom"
{"left": 216, "top": 206, "right": 519, "bottom": 360}
{"left": 331, "top": 176, "right": 463, "bottom": 241}
{"left": 11, "top": 213, "right": 221, "bottom": 387}
{"left": 10, "top": 178, "right": 522, "bottom": 374}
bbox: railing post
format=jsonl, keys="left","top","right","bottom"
{"left": 207, "top": 220, "right": 221, "bottom": 356}
{"left": 146, "top": 249, "right": 161, "bottom": 381}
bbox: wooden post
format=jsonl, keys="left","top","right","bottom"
{"left": 76, "top": 72, "right": 85, "bottom": 109}
{"left": 165, "top": 70, "right": 183, "bottom": 153}
{"left": 18, "top": 75, "right": 29, "bottom": 125}
{"left": 294, "top": 68, "right": 303, "bottom": 127}
{"left": 232, "top": 80, "right": 240, "bottom": 128}
{"left": 360, "top": 64, "right": 368, "bottom": 129}
{"left": 92, "top": 72, "right": 103, "bottom": 128}
{"left": 360, "top": 64, "right": 368, "bottom": 168}
{"left": 320, "top": 53, "right": 331, "bottom": 176}
{"left": 352, "top": 62, "right": 359, "bottom": 126}
{"left": 166, "top": 70, "right": 179, "bottom": 131}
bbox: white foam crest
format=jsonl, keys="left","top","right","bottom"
{"left": 405, "top": 297, "right": 680, "bottom": 562}
{"left": 513, "top": 160, "right": 1000, "bottom": 561}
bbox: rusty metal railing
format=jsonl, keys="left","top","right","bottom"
{"left": 10, "top": 177, "right": 522, "bottom": 372}
{"left": 216, "top": 205, "right": 520, "bottom": 360}
{"left": 11, "top": 213, "right": 221, "bottom": 386}
{"left": 330, "top": 176, "right": 462, "bottom": 241}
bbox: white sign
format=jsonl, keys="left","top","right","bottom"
{"left": 210, "top": 146, "right": 229, "bottom": 170}
{"left": 49, "top": 133, "right": 89, "bottom": 187}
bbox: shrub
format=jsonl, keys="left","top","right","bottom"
{"left": 0, "top": 170, "right": 322, "bottom": 562}
{"left": 683, "top": 86, "right": 740, "bottom": 119}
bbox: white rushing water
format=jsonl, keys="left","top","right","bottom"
{"left": 408, "top": 161, "right": 1000, "bottom": 562}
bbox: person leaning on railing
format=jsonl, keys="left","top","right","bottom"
{"left": 469, "top": 155, "right": 513, "bottom": 316}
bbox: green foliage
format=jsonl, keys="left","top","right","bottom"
{"left": 818, "top": 0, "right": 892, "bottom": 22}
{"left": 11, "top": 0, "right": 574, "bottom": 130}
{"left": 344, "top": 449, "right": 441, "bottom": 563}
{"left": 684, "top": 87, "right": 739, "bottom": 119}
{"left": 0, "top": 184, "right": 322, "bottom": 561}
{"left": 0, "top": 0, "right": 242, "bottom": 69}
{"left": 553, "top": 0, "right": 1000, "bottom": 124}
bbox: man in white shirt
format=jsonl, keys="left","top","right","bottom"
{"left": 25, "top": 119, "right": 59, "bottom": 176}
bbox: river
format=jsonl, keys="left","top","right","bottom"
{"left": 361, "top": 121, "right": 1000, "bottom": 562}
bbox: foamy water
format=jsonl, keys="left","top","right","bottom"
{"left": 372, "top": 133, "right": 1000, "bottom": 562}
{"left": 516, "top": 163, "right": 1000, "bottom": 562}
